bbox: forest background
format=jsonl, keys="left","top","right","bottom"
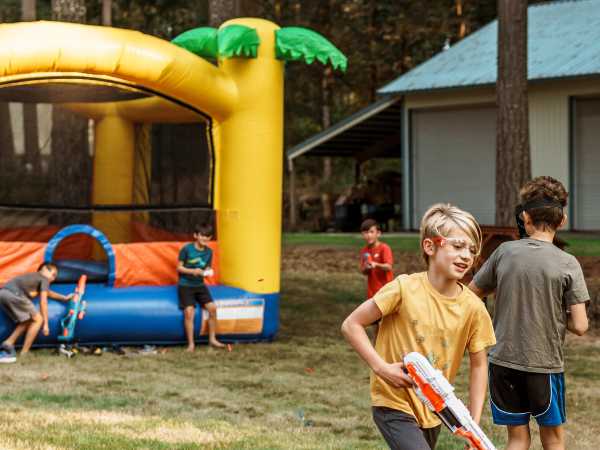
{"left": 0, "top": 0, "right": 545, "bottom": 228}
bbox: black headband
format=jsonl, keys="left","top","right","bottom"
{"left": 515, "top": 200, "right": 563, "bottom": 239}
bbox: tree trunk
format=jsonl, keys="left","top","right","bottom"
{"left": 369, "top": 0, "right": 378, "bottom": 104}
{"left": 495, "top": 0, "right": 531, "bottom": 226}
{"left": 51, "top": 0, "right": 86, "bottom": 23}
{"left": 22, "top": 0, "right": 35, "bottom": 21}
{"left": 0, "top": 2, "right": 12, "bottom": 171}
{"left": 49, "top": 0, "right": 90, "bottom": 222}
{"left": 21, "top": 1, "right": 40, "bottom": 172}
{"left": 209, "top": 0, "right": 239, "bottom": 28}
{"left": 321, "top": 0, "right": 333, "bottom": 182}
{"left": 102, "top": 0, "right": 111, "bottom": 26}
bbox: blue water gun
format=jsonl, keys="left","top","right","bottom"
{"left": 58, "top": 275, "right": 87, "bottom": 341}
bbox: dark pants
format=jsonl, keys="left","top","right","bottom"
{"left": 372, "top": 407, "right": 441, "bottom": 450}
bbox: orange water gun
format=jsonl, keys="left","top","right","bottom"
{"left": 57, "top": 275, "right": 87, "bottom": 342}
{"left": 404, "top": 352, "right": 496, "bottom": 450}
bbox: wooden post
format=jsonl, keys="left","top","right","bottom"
{"left": 289, "top": 157, "right": 297, "bottom": 228}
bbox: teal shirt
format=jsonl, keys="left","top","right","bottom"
{"left": 178, "top": 243, "right": 213, "bottom": 287}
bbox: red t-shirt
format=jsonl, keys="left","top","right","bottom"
{"left": 361, "top": 242, "right": 394, "bottom": 299}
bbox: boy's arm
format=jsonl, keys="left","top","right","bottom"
{"left": 372, "top": 245, "right": 393, "bottom": 272}
{"left": 371, "top": 262, "right": 392, "bottom": 272}
{"left": 468, "top": 349, "right": 488, "bottom": 424}
{"left": 39, "top": 291, "right": 49, "bottom": 336}
{"left": 176, "top": 260, "right": 203, "bottom": 277}
{"left": 566, "top": 303, "right": 588, "bottom": 336}
{"left": 341, "top": 299, "right": 414, "bottom": 389}
{"left": 467, "top": 282, "right": 497, "bottom": 299}
{"left": 47, "top": 290, "right": 75, "bottom": 301}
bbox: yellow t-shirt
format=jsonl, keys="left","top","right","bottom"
{"left": 371, "top": 272, "right": 496, "bottom": 428}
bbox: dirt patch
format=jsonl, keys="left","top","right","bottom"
{"left": 281, "top": 246, "right": 424, "bottom": 276}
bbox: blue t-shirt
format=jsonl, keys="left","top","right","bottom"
{"left": 178, "top": 243, "right": 213, "bottom": 287}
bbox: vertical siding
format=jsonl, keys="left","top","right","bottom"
{"left": 402, "top": 79, "right": 600, "bottom": 230}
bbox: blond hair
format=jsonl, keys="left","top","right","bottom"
{"left": 420, "top": 203, "right": 482, "bottom": 269}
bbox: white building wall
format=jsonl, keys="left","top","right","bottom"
{"left": 402, "top": 78, "right": 600, "bottom": 230}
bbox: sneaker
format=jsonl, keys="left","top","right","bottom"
{"left": 1, "top": 341, "right": 14, "bottom": 355}
{"left": 0, "top": 350, "right": 16, "bottom": 363}
{"left": 58, "top": 345, "right": 73, "bottom": 358}
{"left": 138, "top": 345, "right": 157, "bottom": 355}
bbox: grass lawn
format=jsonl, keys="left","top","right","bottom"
{"left": 282, "top": 233, "right": 421, "bottom": 253}
{"left": 1, "top": 271, "right": 599, "bottom": 449}
{"left": 283, "top": 232, "right": 600, "bottom": 256}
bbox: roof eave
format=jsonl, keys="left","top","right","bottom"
{"left": 286, "top": 95, "right": 401, "bottom": 160}
{"left": 377, "top": 73, "right": 600, "bottom": 96}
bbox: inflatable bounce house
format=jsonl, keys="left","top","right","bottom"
{"left": 0, "top": 19, "right": 346, "bottom": 346}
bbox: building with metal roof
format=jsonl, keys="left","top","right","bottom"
{"left": 378, "top": 0, "right": 600, "bottom": 95}
{"left": 287, "top": 0, "right": 600, "bottom": 231}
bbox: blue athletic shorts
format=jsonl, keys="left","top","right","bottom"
{"left": 489, "top": 363, "right": 566, "bottom": 427}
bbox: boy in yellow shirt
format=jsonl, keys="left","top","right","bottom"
{"left": 342, "top": 204, "right": 496, "bottom": 450}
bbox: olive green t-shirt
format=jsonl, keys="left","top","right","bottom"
{"left": 473, "top": 238, "right": 589, "bottom": 373}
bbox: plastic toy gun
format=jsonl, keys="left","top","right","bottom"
{"left": 404, "top": 352, "right": 496, "bottom": 450}
{"left": 58, "top": 275, "right": 87, "bottom": 341}
{"left": 364, "top": 253, "right": 373, "bottom": 266}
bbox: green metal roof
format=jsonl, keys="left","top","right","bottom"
{"left": 378, "top": 0, "right": 600, "bottom": 95}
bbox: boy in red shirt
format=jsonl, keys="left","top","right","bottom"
{"left": 360, "top": 219, "right": 393, "bottom": 345}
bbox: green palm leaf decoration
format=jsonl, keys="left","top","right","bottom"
{"left": 171, "top": 25, "right": 346, "bottom": 72}
{"left": 171, "top": 27, "right": 218, "bottom": 59}
{"left": 217, "top": 25, "right": 261, "bottom": 59}
{"left": 274, "top": 27, "right": 347, "bottom": 72}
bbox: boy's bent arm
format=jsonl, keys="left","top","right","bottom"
{"left": 468, "top": 349, "right": 488, "bottom": 424}
{"left": 341, "top": 299, "right": 414, "bottom": 389}
{"left": 467, "top": 281, "right": 496, "bottom": 299}
{"left": 372, "top": 262, "right": 392, "bottom": 272}
{"left": 567, "top": 303, "right": 588, "bottom": 336}
{"left": 176, "top": 261, "right": 202, "bottom": 277}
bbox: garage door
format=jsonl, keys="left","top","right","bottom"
{"left": 574, "top": 97, "right": 600, "bottom": 230}
{"left": 411, "top": 104, "right": 496, "bottom": 229}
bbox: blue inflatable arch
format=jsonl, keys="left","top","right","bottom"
{"left": 44, "top": 225, "right": 116, "bottom": 286}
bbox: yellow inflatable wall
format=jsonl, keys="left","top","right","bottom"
{"left": 0, "top": 18, "right": 287, "bottom": 295}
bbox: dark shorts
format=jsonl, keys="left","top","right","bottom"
{"left": 372, "top": 407, "right": 441, "bottom": 450}
{"left": 177, "top": 285, "right": 214, "bottom": 310}
{"left": 0, "top": 289, "right": 39, "bottom": 323}
{"left": 489, "top": 363, "right": 566, "bottom": 427}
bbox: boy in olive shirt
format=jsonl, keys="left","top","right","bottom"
{"left": 176, "top": 223, "right": 224, "bottom": 350}
{"left": 470, "top": 176, "right": 589, "bottom": 450}
{"left": 0, "top": 262, "right": 74, "bottom": 362}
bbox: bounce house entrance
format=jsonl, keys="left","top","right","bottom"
{"left": 44, "top": 225, "right": 114, "bottom": 286}
{"left": 0, "top": 78, "right": 216, "bottom": 249}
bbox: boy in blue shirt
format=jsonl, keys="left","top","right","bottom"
{"left": 176, "top": 223, "right": 224, "bottom": 350}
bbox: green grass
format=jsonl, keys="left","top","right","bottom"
{"left": 561, "top": 237, "right": 600, "bottom": 256}
{"left": 1, "top": 270, "right": 599, "bottom": 449}
{"left": 283, "top": 232, "right": 600, "bottom": 256}
{"left": 282, "top": 233, "right": 421, "bottom": 253}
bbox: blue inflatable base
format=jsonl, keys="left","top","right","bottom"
{"left": 0, "top": 284, "right": 279, "bottom": 347}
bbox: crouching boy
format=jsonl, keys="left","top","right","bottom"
{"left": 342, "top": 204, "right": 496, "bottom": 450}
{"left": 469, "top": 176, "right": 589, "bottom": 450}
{"left": 0, "top": 262, "right": 74, "bottom": 362}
